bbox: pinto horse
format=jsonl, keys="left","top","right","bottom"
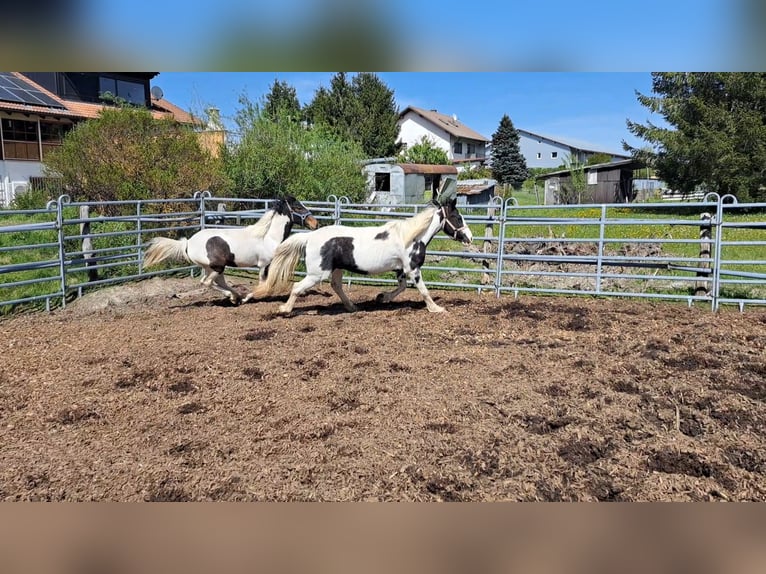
{"left": 143, "top": 196, "right": 318, "bottom": 304}
{"left": 245, "top": 182, "right": 472, "bottom": 313}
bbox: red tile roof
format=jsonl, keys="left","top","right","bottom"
{"left": 0, "top": 73, "right": 195, "bottom": 124}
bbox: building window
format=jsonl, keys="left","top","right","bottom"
{"left": 453, "top": 141, "right": 463, "bottom": 154}
{"left": 40, "top": 122, "right": 68, "bottom": 159}
{"left": 374, "top": 172, "right": 391, "bottom": 192}
{"left": 1, "top": 118, "right": 40, "bottom": 160}
{"left": 99, "top": 76, "right": 146, "bottom": 106}
{"left": 536, "top": 152, "right": 542, "bottom": 159}
{"left": 551, "top": 151, "right": 558, "bottom": 159}
{"left": 466, "top": 143, "right": 476, "bottom": 156}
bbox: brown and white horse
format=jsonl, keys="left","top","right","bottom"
{"left": 245, "top": 183, "right": 472, "bottom": 313}
{"left": 143, "top": 196, "right": 318, "bottom": 304}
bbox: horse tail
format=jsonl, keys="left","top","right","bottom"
{"left": 143, "top": 237, "right": 190, "bottom": 268}
{"left": 250, "top": 233, "right": 308, "bottom": 298}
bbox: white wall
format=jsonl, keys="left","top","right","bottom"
{"left": 397, "top": 112, "right": 452, "bottom": 158}
{"left": 0, "top": 160, "right": 46, "bottom": 206}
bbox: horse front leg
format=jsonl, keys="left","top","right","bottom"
{"left": 376, "top": 269, "right": 407, "bottom": 304}
{"left": 409, "top": 268, "right": 444, "bottom": 313}
{"left": 330, "top": 269, "right": 358, "bottom": 312}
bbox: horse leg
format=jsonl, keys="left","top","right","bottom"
{"left": 279, "top": 275, "right": 321, "bottom": 314}
{"left": 409, "top": 268, "right": 444, "bottom": 313}
{"left": 330, "top": 269, "right": 358, "bottom": 312}
{"left": 377, "top": 269, "right": 407, "bottom": 304}
{"left": 207, "top": 271, "right": 241, "bottom": 304}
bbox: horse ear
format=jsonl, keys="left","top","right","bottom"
{"left": 436, "top": 178, "right": 457, "bottom": 206}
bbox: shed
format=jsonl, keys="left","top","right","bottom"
{"left": 363, "top": 162, "right": 458, "bottom": 205}
{"left": 535, "top": 159, "right": 646, "bottom": 205}
{"left": 456, "top": 179, "right": 497, "bottom": 205}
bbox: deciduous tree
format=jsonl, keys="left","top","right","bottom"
{"left": 43, "top": 106, "right": 224, "bottom": 207}
{"left": 222, "top": 95, "right": 367, "bottom": 202}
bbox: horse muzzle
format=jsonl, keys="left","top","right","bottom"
{"left": 305, "top": 215, "right": 319, "bottom": 230}
{"left": 299, "top": 213, "right": 319, "bottom": 230}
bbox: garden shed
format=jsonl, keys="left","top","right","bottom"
{"left": 363, "top": 162, "right": 457, "bottom": 205}
{"left": 456, "top": 179, "right": 496, "bottom": 205}
{"left": 536, "top": 158, "right": 646, "bottom": 205}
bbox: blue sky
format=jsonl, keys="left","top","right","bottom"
{"left": 156, "top": 72, "right": 662, "bottom": 155}
{"left": 67, "top": 0, "right": 756, "bottom": 71}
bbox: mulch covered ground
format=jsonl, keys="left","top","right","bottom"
{"left": 1, "top": 276, "right": 764, "bottom": 501}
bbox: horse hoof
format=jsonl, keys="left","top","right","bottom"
{"left": 428, "top": 306, "right": 446, "bottom": 313}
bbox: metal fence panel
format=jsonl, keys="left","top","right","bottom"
{"left": 1, "top": 193, "right": 764, "bottom": 313}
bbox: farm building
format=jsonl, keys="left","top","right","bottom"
{"left": 363, "top": 162, "right": 458, "bottom": 205}
{"left": 536, "top": 158, "right": 646, "bottom": 204}
{"left": 456, "top": 179, "right": 497, "bottom": 205}
{"left": 0, "top": 72, "right": 197, "bottom": 207}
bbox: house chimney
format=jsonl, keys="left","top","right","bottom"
{"left": 452, "top": 113, "right": 458, "bottom": 122}
{"left": 206, "top": 107, "right": 224, "bottom": 131}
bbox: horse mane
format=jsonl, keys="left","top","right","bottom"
{"left": 391, "top": 205, "right": 438, "bottom": 245}
{"left": 246, "top": 208, "right": 278, "bottom": 239}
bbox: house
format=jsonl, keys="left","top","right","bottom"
{"left": 362, "top": 161, "right": 457, "bottom": 205}
{"left": 397, "top": 106, "right": 490, "bottom": 171}
{"left": 519, "top": 128, "right": 630, "bottom": 169}
{"left": 0, "top": 72, "right": 196, "bottom": 207}
{"left": 535, "top": 158, "right": 646, "bottom": 204}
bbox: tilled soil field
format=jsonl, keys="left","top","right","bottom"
{"left": 1, "top": 276, "right": 765, "bottom": 501}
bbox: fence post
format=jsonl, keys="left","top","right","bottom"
{"left": 80, "top": 205, "right": 99, "bottom": 282}
{"left": 695, "top": 212, "right": 712, "bottom": 297}
{"left": 55, "top": 195, "right": 71, "bottom": 307}
{"left": 482, "top": 204, "right": 495, "bottom": 285}
{"left": 595, "top": 204, "right": 607, "bottom": 294}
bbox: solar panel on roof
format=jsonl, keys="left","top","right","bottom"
{"left": 0, "top": 72, "right": 66, "bottom": 109}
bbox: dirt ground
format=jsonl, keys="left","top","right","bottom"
{"left": 1, "top": 276, "right": 765, "bottom": 501}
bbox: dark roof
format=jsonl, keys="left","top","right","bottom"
{"left": 535, "top": 158, "right": 645, "bottom": 180}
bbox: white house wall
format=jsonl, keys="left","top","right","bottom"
{"left": 0, "top": 160, "right": 46, "bottom": 206}
{"left": 398, "top": 112, "right": 452, "bottom": 157}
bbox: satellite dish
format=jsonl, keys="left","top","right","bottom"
{"left": 150, "top": 85, "right": 164, "bottom": 100}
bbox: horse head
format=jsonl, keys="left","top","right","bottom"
{"left": 275, "top": 195, "right": 319, "bottom": 230}
{"left": 433, "top": 180, "right": 472, "bottom": 245}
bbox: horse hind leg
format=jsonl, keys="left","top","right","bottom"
{"left": 330, "top": 269, "right": 358, "bottom": 312}
{"left": 279, "top": 274, "right": 322, "bottom": 314}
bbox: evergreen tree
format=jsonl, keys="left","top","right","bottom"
{"left": 305, "top": 72, "right": 400, "bottom": 158}
{"left": 491, "top": 114, "right": 529, "bottom": 189}
{"left": 263, "top": 79, "right": 301, "bottom": 121}
{"left": 350, "top": 72, "right": 401, "bottom": 158}
{"left": 625, "top": 72, "right": 766, "bottom": 202}
{"left": 305, "top": 72, "right": 356, "bottom": 140}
